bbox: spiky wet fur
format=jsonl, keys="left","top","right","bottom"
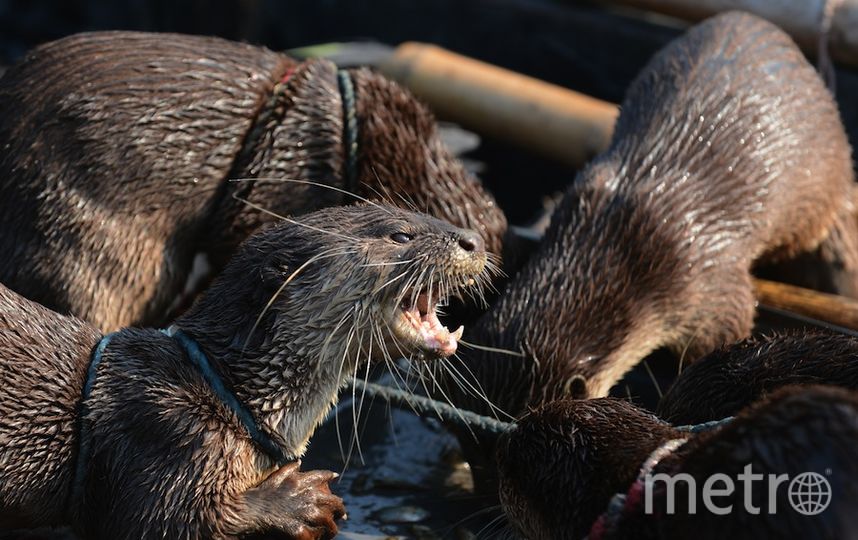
{"left": 658, "top": 331, "right": 858, "bottom": 424}
{"left": 445, "top": 12, "right": 858, "bottom": 420}
{"left": 0, "top": 203, "right": 487, "bottom": 539}
{"left": 0, "top": 30, "right": 505, "bottom": 333}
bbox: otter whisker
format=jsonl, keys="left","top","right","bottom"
{"left": 475, "top": 513, "right": 513, "bottom": 540}
{"left": 360, "top": 259, "right": 416, "bottom": 268}
{"left": 332, "top": 302, "right": 364, "bottom": 464}
{"left": 379, "top": 318, "right": 426, "bottom": 400}
{"left": 419, "top": 363, "right": 479, "bottom": 441}
{"left": 362, "top": 180, "right": 402, "bottom": 210}
{"left": 344, "top": 329, "right": 369, "bottom": 468}
{"left": 231, "top": 194, "right": 361, "bottom": 243}
{"left": 369, "top": 165, "right": 421, "bottom": 213}
{"left": 441, "top": 356, "right": 514, "bottom": 420}
{"left": 457, "top": 340, "right": 527, "bottom": 358}
{"left": 677, "top": 322, "right": 705, "bottom": 375}
{"left": 320, "top": 305, "right": 360, "bottom": 383}
{"left": 415, "top": 365, "right": 448, "bottom": 422}
{"left": 335, "top": 315, "right": 362, "bottom": 472}
{"left": 372, "top": 268, "right": 412, "bottom": 295}
{"left": 229, "top": 177, "right": 394, "bottom": 215}
{"left": 374, "top": 328, "right": 421, "bottom": 416}
{"left": 439, "top": 504, "right": 505, "bottom": 539}
{"left": 349, "top": 328, "right": 375, "bottom": 462}
{"left": 642, "top": 359, "right": 664, "bottom": 399}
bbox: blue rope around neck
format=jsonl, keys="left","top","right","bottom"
{"left": 71, "top": 328, "right": 288, "bottom": 507}
{"left": 337, "top": 69, "right": 359, "bottom": 192}
{"left": 162, "top": 327, "right": 288, "bottom": 465}
{"left": 69, "top": 331, "right": 115, "bottom": 507}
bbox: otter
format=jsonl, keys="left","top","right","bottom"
{"left": 0, "top": 30, "right": 506, "bottom": 333}
{"left": 444, "top": 11, "right": 858, "bottom": 417}
{"left": 497, "top": 385, "right": 858, "bottom": 540}
{"left": 0, "top": 203, "right": 487, "bottom": 539}
{"left": 658, "top": 331, "right": 858, "bottom": 424}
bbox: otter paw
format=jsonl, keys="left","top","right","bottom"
{"left": 251, "top": 462, "right": 346, "bottom": 540}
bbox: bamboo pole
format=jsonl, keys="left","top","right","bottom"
{"left": 594, "top": 0, "right": 858, "bottom": 68}
{"left": 753, "top": 278, "right": 858, "bottom": 331}
{"left": 380, "top": 43, "right": 618, "bottom": 168}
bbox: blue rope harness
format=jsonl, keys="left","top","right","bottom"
{"left": 162, "top": 327, "right": 288, "bottom": 465}
{"left": 337, "top": 69, "right": 359, "bottom": 193}
{"left": 675, "top": 415, "right": 734, "bottom": 433}
{"left": 70, "top": 332, "right": 115, "bottom": 506}
{"left": 71, "top": 328, "right": 287, "bottom": 506}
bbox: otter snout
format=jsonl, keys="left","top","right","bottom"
{"left": 445, "top": 227, "right": 488, "bottom": 278}
{"left": 456, "top": 230, "right": 485, "bottom": 254}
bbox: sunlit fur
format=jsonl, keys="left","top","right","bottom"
{"left": 0, "top": 31, "right": 506, "bottom": 333}
{"left": 446, "top": 12, "right": 858, "bottom": 422}
{"left": 0, "top": 203, "right": 487, "bottom": 539}
{"left": 178, "top": 203, "right": 488, "bottom": 457}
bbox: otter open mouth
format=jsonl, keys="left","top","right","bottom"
{"left": 395, "top": 289, "right": 464, "bottom": 358}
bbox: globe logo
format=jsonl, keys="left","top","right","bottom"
{"left": 788, "top": 472, "right": 832, "bottom": 516}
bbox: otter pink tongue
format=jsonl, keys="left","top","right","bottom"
{"left": 405, "top": 292, "right": 464, "bottom": 357}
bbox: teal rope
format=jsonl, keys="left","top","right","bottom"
{"left": 346, "top": 378, "right": 513, "bottom": 435}
{"left": 337, "top": 69, "right": 359, "bottom": 192}
{"left": 71, "top": 329, "right": 288, "bottom": 509}
{"left": 675, "top": 416, "right": 734, "bottom": 433}
{"left": 162, "top": 328, "right": 288, "bottom": 465}
{"left": 69, "top": 331, "right": 116, "bottom": 508}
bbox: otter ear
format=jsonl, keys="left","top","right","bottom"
{"left": 259, "top": 250, "right": 292, "bottom": 282}
{"left": 565, "top": 375, "right": 588, "bottom": 399}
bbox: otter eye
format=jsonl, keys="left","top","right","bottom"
{"left": 390, "top": 232, "right": 413, "bottom": 244}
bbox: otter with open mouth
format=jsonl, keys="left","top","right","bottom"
{"left": 0, "top": 203, "right": 487, "bottom": 539}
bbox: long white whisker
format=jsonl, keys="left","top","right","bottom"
{"left": 231, "top": 194, "right": 360, "bottom": 242}
{"left": 230, "top": 177, "right": 393, "bottom": 215}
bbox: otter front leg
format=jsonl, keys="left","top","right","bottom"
{"left": 224, "top": 462, "right": 346, "bottom": 540}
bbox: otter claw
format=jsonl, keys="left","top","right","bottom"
{"left": 238, "top": 463, "right": 346, "bottom": 540}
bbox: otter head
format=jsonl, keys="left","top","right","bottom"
{"left": 178, "top": 203, "right": 488, "bottom": 455}
{"left": 496, "top": 398, "right": 677, "bottom": 540}
{"left": 348, "top": 67, "right": 507, "bottom": 258}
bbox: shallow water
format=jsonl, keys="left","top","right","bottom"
{"left": 304, "top": 390, "right": 502, "bottom": 539}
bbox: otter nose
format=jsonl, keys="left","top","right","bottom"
{"left": 456, "top": 231, "right": 485, "bottom": 253}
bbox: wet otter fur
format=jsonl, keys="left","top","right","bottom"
{"left": 497, "top": 385, "right": 858, "bottom": 540}
{"left": 0, "top": 203, "right": 487, "bottom": 539}
{"left": 446, "top": 11, "right": 858, "bottom": 419}
{"left": 0, "top": 30, "right": 505, "bottom": 332}
{"left": 658, "top": 331, "right": 858, "bottom": 424}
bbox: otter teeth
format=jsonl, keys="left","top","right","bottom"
{"left": 402, "top": 292, "right": 464, "bottom": 356}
